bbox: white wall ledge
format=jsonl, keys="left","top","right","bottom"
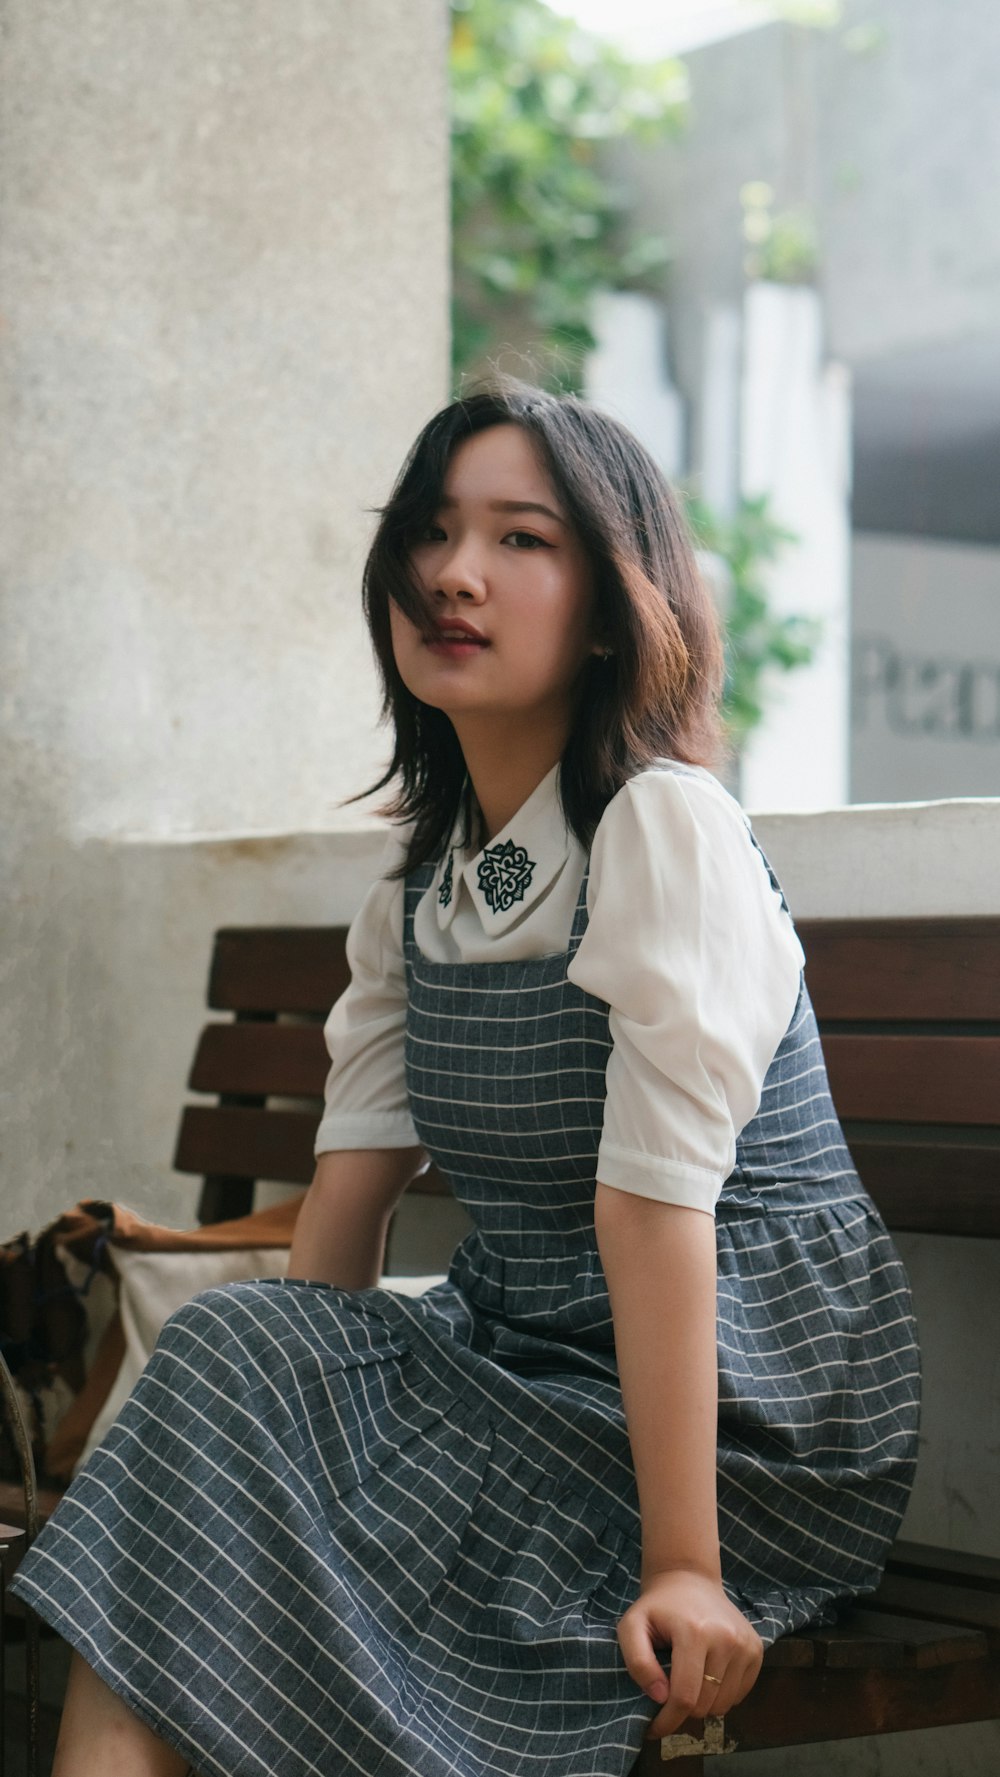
{"left": 749, "top": 796, "right": 999, "bottom": 918}
{"left": 102, "top": 793, "right": 1000, "bottom": 922}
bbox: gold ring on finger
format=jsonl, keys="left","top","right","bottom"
{"left": 703, "top": 1672, "right": 723, "bottom": 1686}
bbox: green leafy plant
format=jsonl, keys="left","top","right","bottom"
{"left": 450, "top": 0, "right": 822, "bottom": 742}
{"left": 740, "top": 181, "right": 819, "bottom": 284}
{"left": 687, "top": 495, "right": 822, "bottom": 747}
{"left": 775, "top": 0, "right": 842, "bottom": 24}
{"left": 450, "top": 0, "right": 687, "bottom": 390}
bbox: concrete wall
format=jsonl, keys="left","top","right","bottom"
{"left": 2, "top": 0, "right": 450, "bottom": 1230}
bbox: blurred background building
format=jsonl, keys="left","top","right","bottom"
{"left": 566, "top": 0, "right": 1000, "bottom": 807}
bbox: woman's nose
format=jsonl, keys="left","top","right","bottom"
{"left": 433, "top": 541, "right": 488, "bottom": 603}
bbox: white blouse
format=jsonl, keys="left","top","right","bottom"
{"left": 314, "top": 760, "right": 805, "bottom": 1216}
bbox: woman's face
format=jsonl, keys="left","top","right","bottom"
{"left": 390, "top": 424, "right": 600, "bottom": 743}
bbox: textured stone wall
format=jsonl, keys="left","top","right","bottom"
{"left": 1, "top": 0, "right": 449, "bottom": 1228}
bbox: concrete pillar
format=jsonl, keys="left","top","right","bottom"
{"left": 737, "top": 281, "right": 853, "bottom": 810}
{"left": 699, "top": 302, "right": 743, "bottom": 520}
{"left": 585, "top": 291, "right": 685, "bottom": 480}
{"left": 1, "top": 0, "right": 449, "bottom": 1230}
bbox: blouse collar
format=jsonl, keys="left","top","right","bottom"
{"left": 434, "top": 763, "right": 575, "bottom": 937}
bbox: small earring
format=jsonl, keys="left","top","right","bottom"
{"left": 596, "top": 644, "right": 614, "bottom": 658}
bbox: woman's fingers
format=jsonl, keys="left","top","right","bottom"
{"left": 620, "top": 1604, "right": 723, "bottom": 1740}
{"left": 619, "top": 1577, "right": 766, "bottom": 1742}
{"left": 643, "top": 1646, "right": 742, "bottom": 1739}
{"left": 703, "top": 1649, "right": 745, "bottom": 1721}
{"left": 695, "top": 1634, "right": 760, "bottom": 1721}
{"left": 724, "top": 1638, "right": 764, "bottom": 1716}
{"left": 638, "top": 1630, "right": 764, "bottom": 1740}
{"left": 616, "top": 1606, "right": 670, "bottom": 1703}
{"left": 655, "top": 1639, "right": 718, "bottom": 1736}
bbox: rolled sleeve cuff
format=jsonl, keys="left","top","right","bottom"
{"left": 596, "top": 1141, "right": 723, "bottom": 1215}
{"left": 314, "top": 1110, "right": 422, "bottom": 1157}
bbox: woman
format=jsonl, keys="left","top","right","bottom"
{"left": 14, "top": 382, "right": 920, "bottom": 1777}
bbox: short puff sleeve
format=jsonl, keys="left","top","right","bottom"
{"left": 313, "top": 838, "right": 422, "bottom": 1156}
{"left": 566, "top": 767, "right": 805, "bottom": 1214}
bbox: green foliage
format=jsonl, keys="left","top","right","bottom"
{"left": 450, "top": 1, "right": 822, "bottom": 741}
{"left": 841, "top": 20, "right": 889, "bottom": 57}
{"left": 740, "top": 182, "right": 818, "bottom": 284}
{"left": 450, "top": 0, "right": 687, "bottom": 390}
{"left": 686, "top": 495, "right": 823, "bottom": 747}
{"left": 774, "top": 0, "right": 842, "bottom": 25}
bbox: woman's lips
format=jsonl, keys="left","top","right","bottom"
{"left": 425, "top": 622, "right": 489, "bottom": 657}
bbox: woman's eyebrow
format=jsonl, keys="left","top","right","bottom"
{"left": 438, "top": 494, "right": 566, "bottom": 525}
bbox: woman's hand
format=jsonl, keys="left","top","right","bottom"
{"left": 617, "top": 1566, "right": 763, "bottom": 1740}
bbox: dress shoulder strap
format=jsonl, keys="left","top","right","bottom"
{"left": 402, "top": 863, "right": 436, "bottom": 953}
{"left": 567, "top": 862, "right": 591, "bottom": 956}
{"left": 741, "top": 820, "right": 794, "bottom": 919}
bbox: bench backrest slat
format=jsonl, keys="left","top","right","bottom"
{"left": 176, "top": 1104, "right": 319, "bottom": 1185}
{"left": 800, "top": 915, "right": 1000, "bottom": 1238}
{"left": 189, "top": 1024, "right": 330, "bottom": 1099}
{"left": 176, "top": 916, "right": 1000, "bottom": 1235}
{"left": 209, "top": 928, "right": 350, "bottom": 1015}
{"left": 796, "top": 918, "right": 1000, "bottom": 1021}
{"left": 822, "top": 1034, "right": 1000, "bottom": 1126}
{"left": 175, "top": 1104, "right": 454, "bottom": 1193}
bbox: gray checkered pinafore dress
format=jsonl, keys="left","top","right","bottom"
{"left": 12, "top": 840, "right": 920, "bottom": 1777}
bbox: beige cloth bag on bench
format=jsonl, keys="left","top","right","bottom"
{"left": 38, "top": 1199, "right": 439, "bottom": 1481}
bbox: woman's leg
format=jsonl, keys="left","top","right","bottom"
{"left": 52, "top": 1652, "right": 188, "bottom": 1777}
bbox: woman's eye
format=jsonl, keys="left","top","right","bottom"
{"left": 505, "top": 531, "right": 548, "bottom": 550}
{"left": 415, "top": 523, "right": 446, "bottom": 544}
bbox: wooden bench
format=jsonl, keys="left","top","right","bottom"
{"left": 177, "top": 917, "right": 1000, "bottom": 1771}
{"left": 5, "top": 916, "right": 1000, "bottom": 1770}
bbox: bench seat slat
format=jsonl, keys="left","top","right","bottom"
{"left": 703, "top": 1655, "right": 1000, "bottom": 1755}
{"left": 886, "top": 1540, "right": 1000, "bottom": 1592}
{"left": 795, "top": 1623, "right": 905, "bottom": 1669}
{"left": 637, "top": 1648, "right": 1000, "bottom": 1768}
{"left": 823, "top": 1034, "right": 1000, "bottom": 1126}
{"left": 811, "top": 1608, "right": 988, "bottom": 1669}
{"left": 872, "top": 1571, "right": 1000, "bottom": 1631}
{"left": 798, "top": 917, "right": 1000, "bottom": 1021}
{"left": 758, "top": 1636, "right": 815, "bottom": 1668}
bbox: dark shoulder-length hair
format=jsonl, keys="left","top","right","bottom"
{"left": 361, "top": 376, "right": 728, "bottom": 873}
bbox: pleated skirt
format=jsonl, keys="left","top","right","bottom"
{"left": 13, "top": 1186, "right": 918, "bottom": 1777}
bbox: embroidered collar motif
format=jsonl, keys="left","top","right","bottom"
{"left": 438, "top": 851, "right": 454, "bottom": 909}
{"left": 477, "top": 838, "right": 536, "bottom": 914}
